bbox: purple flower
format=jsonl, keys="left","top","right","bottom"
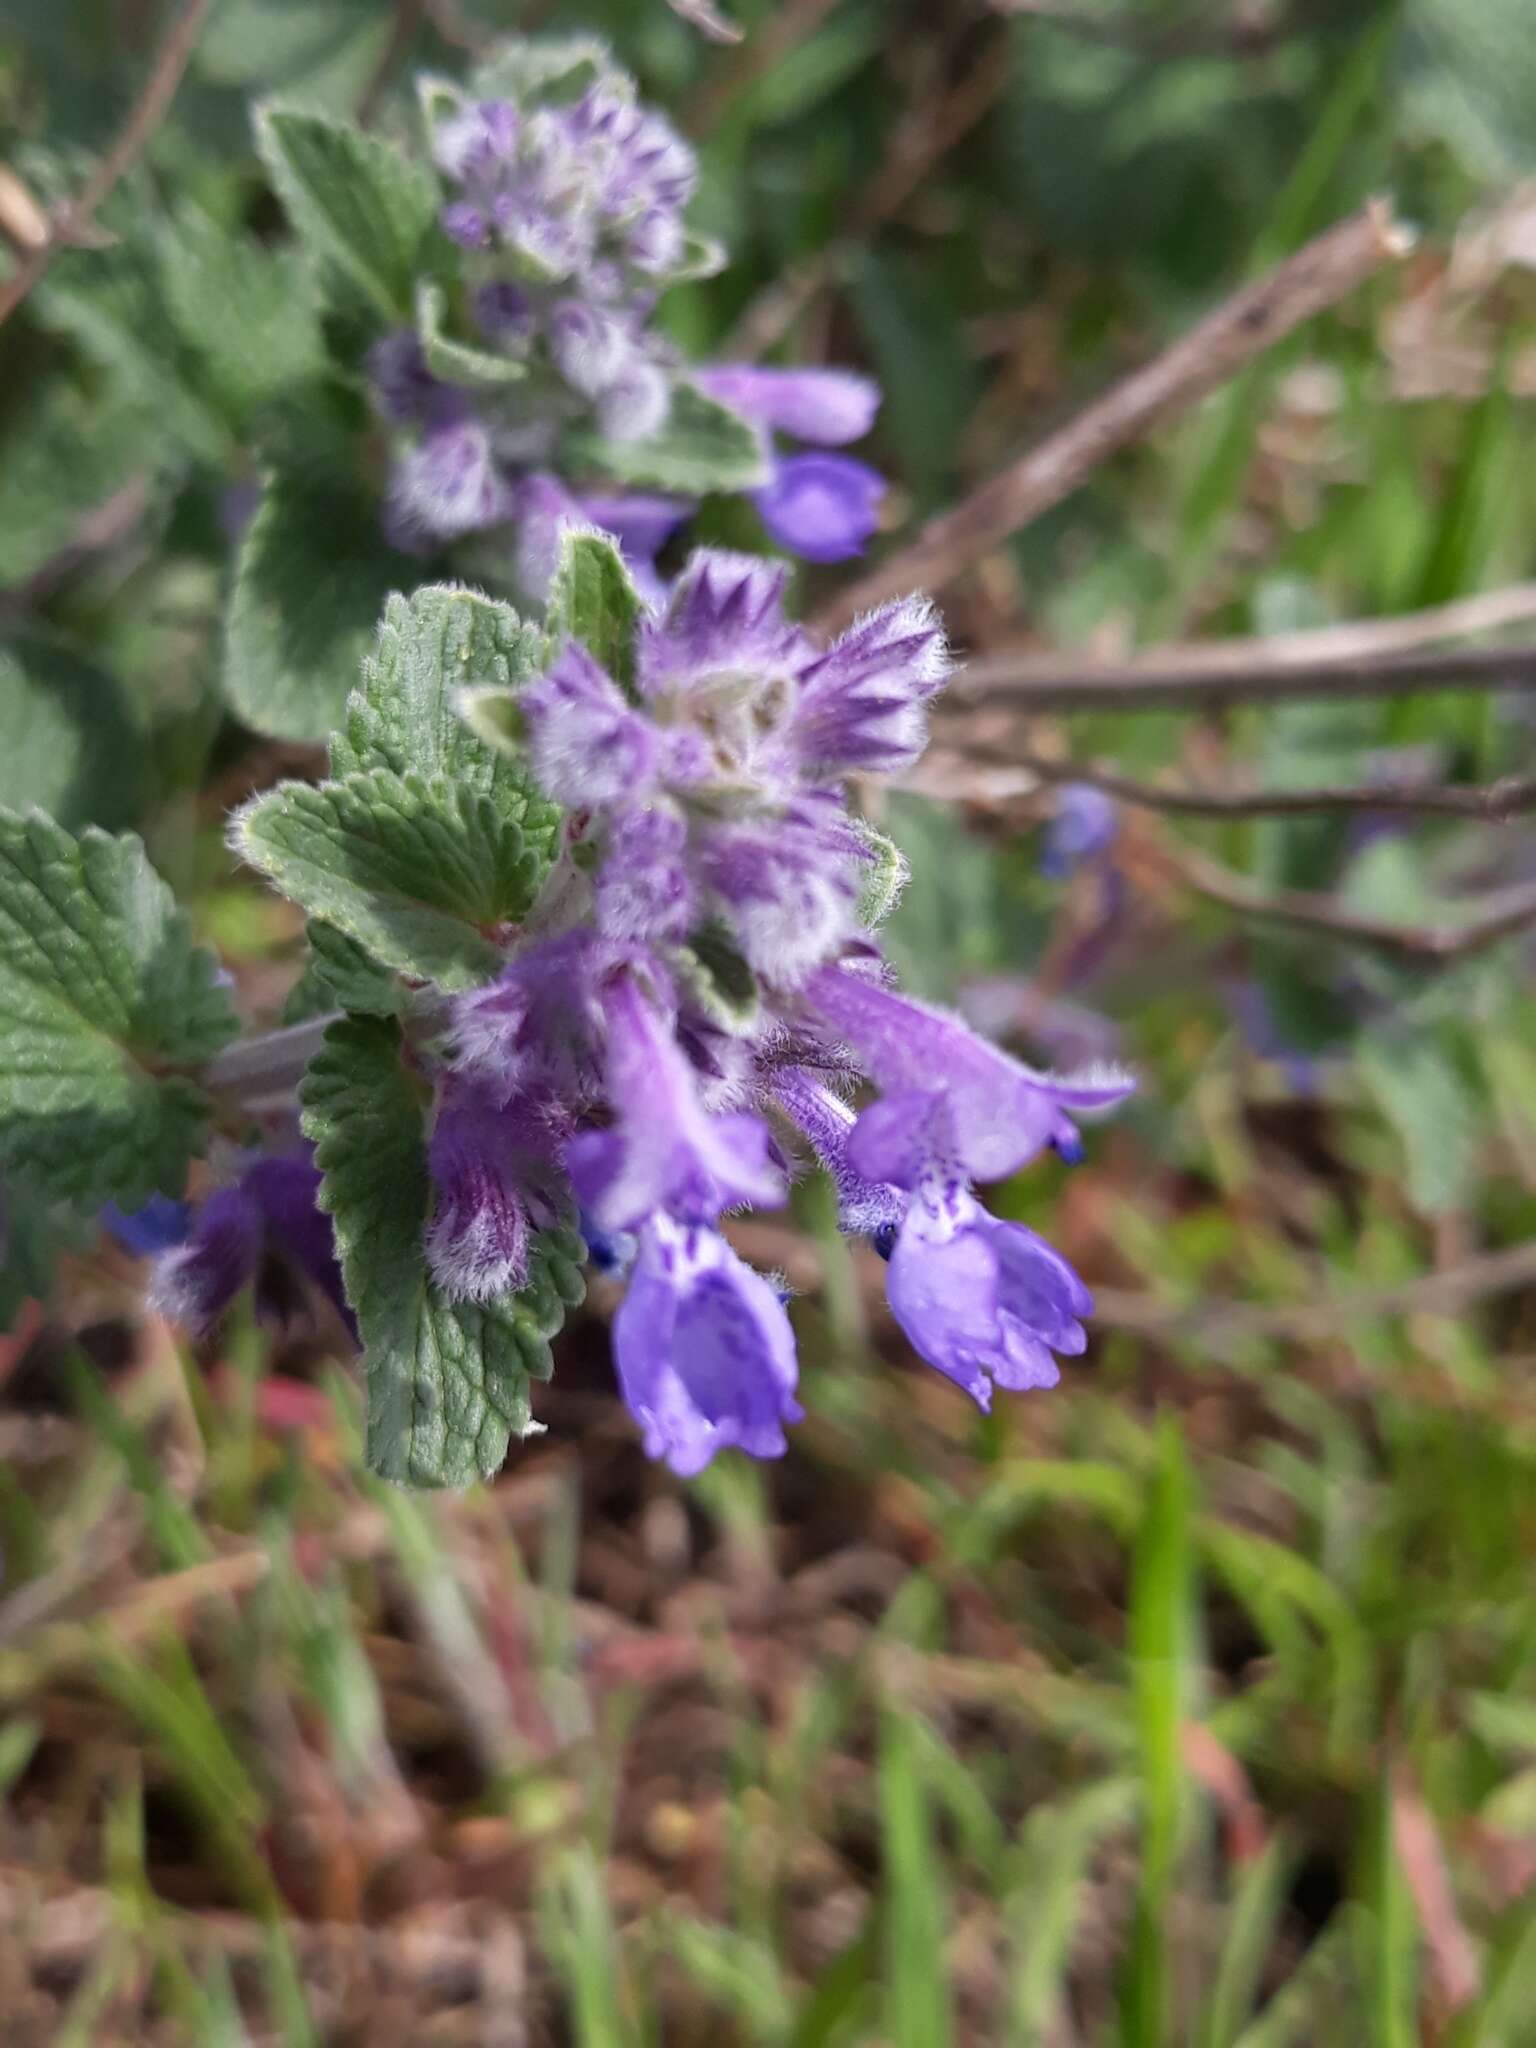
{"left": 241, "top": 1150, "right": 353, "bottom": 1332}
{"left": 148, "top": 1187, "right": 263, "bottom": 1334}
{"left": 576, "top": 489, "right": 691, "bottom": 563}
{"left": 754, "top": 453, "right": 885, "bottom": 563}
{"left": 148, "top": 1151, "right": 355, "bottom": 1339}
{"left": 770, "top": 1066, "right": 905, "bottom": 1240}
{"left": 884, "top": 1176, "right": 1090, "bottom": 1409}
{"left": 595, "top": 804, "right": 695, "bottom": 941}
{"left": 367, "top": 331, "right": 440, "bottom": 426}
{"left": 791, "top": 595, "right": 952, "bottom": 777}
{"left": 1039, "top": 783, "right": 1118, "bottom": 881}
{"left": 424, "top": 1083, "right": 548, "bottom": 1303}
{"left": 103, "top": 1193, "right": 191, "bottom": 1258}
{"left": 697, "top": 810, "right": 861, "bottom": 985}
{"left": 386, "top": 418, "right": 515, "bottom": 544}
{"left": 636, "top": 549, "right": 807, "bottom": 705}
{"left": 695, "top": 365, "right": 879, "bottom": 446}
{"left": 524, "top": 640, "right": 659, "bottom": 807}
{"left": 567, "top": 974, "right": 784, "bottom": 1231}
{"left": 808, "top": 964, "right": 1134, "bottom": 1185}
{"left": 613, "top": 1213, "right": 802, "bottom": 1475}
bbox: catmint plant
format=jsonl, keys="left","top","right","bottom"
{"left": 206, "top": 35, "right": 886, "bottom": 743}
{"left": 0, "top": 33, "right": 1133, "bottom": 1493}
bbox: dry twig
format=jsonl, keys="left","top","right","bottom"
{"left": 947, "top": 742, "right": 1536, "bottom": 823}
{"left": 0, "top": 0, "right": 211, "bottom": 328}
{"left": 1169, "top": 846, "right": 1536, "bottom": 963}
{"left": 818, "top": 200, "right": 1413, "bottom": 628}
{"left": 724, "top": 37, "right": 1011, "bottom": 358}
{"left": 949, "top": 636, "right": 1536, "bottom": 714}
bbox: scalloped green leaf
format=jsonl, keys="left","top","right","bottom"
{"left": 301, "top": 1015, "right": 586, "bottom": 1488}
{"left": 235, "top": 769, "right": 547, "bottom": 991}
{"left": 545, "top": 527, "right": 641, "bottom": 692}
{"left": 256, "top": 100, "right": 447, "bottom": 320}
{"left": 0, "top": 810, "right": 237, "bottom": 1209}
{"left": 576, "top": 380, "right": 770, "bottom": 495}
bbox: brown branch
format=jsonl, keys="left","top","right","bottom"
{"left": 0, "top": 0, "right": 211, "bottom": 329}
{"left": 667, "top": 0, "right": 745, "bottom": 44}
{"left": 1170, "top": 845, "right": 1536, "bottom": 963}
{"left": 357, "top": 0, "right": 426, "bottom": 127}
{"left": 955, "top": 580, "right": 1536, "bottom": 708}
{"left": 951, "top": 636, "right": 1536, "bottom": 714}
{"left": 1093, "top": 1237, "right": 1536, "bottom": 1343}
{"left": 723, "top": 36, "right": 1011, "bottom": 359}
{"left": 817, "top": 199, "right": 1414, "bottom": 629}
{"left": 945, "top": 742, "right": 1536, "bottom": 823}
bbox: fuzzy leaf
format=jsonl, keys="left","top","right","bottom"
{"left": 256, "top": 101, "right": 446, "bottom": 321}
{"left": 0, "top": 631, "right": 146, "bottom": 831}
{"left": 577, "top": 380, "right": 769, "bottom": 495}
{"left": 853, "top": 823, "right": 909, "bottom": 930}
{"left": 285, "top": 921, "right": 406, "bottom": 1023}
{"left": 545, "top": 528, "right": 641, "bottom": 692}
{"left": 236, "top": 769, "right": 548, "bottom": 991}
{"left": 0, "top": 810, "right": 237, "bottom": 1209}
{"left": 301, "top": 1015, "right": 586, "bottom": 1488}
{"left": 468, "top": 34, "right": 612, "bottom": 104}
{"left": 158, "top": 205, "right": 326, "bottom": 419}
{"left": 331, "top": 586, "right": 554, "bottom": 837}
{"left": 416, "top": 279, "right": 527, "bottom": 389}
{"left": 672, "top": 922, "right": 760, "bottom": 1036}
{"left": 224, "top": 470, "right": 414, "bottom": 743}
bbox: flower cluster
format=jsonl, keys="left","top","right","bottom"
{"left": 370, "top": 52, "right": 886, "bottom": 584}
{"left": 422, "top": 549, "right": 1132, "bottom": 1474}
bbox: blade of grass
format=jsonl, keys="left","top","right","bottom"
{"left": 1122, "top": 1414, "right": 1196, "bottom": 2048}
{"left": 1007, "top": 1776, "right": 1139, "bottom": 2046}
{"left": 880, "top": 1702, "right": 954, "bottom": 2048}
{"left": 1198, "top": 1830, "right": 1297, "bottom": 2048}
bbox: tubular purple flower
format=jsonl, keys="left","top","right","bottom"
{"left": 807, "top": 964, "right": 1134, "bottom": 1184}
{"left": 697, "top": 816, "right": 860, "bottom": 986}
{"left": 242, "top": 1151, "right": 354, "bottom": 1333}
{"left": 770, "top": 1067, "right": 905, "bottom": 1239}
{"left": 791, "top": 595, "right": 953, "bottom": 777}
{"left": 595, "top": 804, "right": 695, "bottom": 942}
{"left": 637, "top": 549, "right": 805, "bottom": 702}
{"left": 388, "top": 418, "right": 514, "bottom": 543}
{"left": 567, "top": 973, "right": 785, "bottom": 1232}
{"left": 884, "top": 1177, "right": 1091, "bottom": 1410}
{"left": 695, "top": 365, "right": 880, "bottom": 446}
{"left": 523, "top": 639, "right": 659, "bottom": 807}
{"left": 1040, "top": 783, "right": 1119, "bottom": 881}
{"left": 424, "top": 1085, "right": 540, "bottom": 1303}
{"left": 148, "top": 1187, "right": 262, "bottom": 1335}
{"left": 613, "top": 1214, "right": 802, "bottom": 1476}
{"left": 754, "top": 453, "right": 885, "bottom": 563}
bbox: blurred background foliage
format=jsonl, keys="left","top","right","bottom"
{"left": 5, "top": 0, "right": 1536, "bottom": 2040}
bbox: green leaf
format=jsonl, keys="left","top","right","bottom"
{"left": 157, "top": 205, "right": 326, "bottom": 420}
{"left": 332, "top": 586, "right": 554, "bottom": 833}
{"left": 672, "top": 922, "right": 761, "bottom": 1036}
{"left": 1358, "top": 1025, "right": 1479, "bottom": 1216}
{"left": 286, "top": 921, "right": 405, "bottom": 1022}
{"left": 416, "top": 279, "right": 527, "bottom": 389}
{"left": 39, "top": 246, "right": 231, "bottom": 467}
{"left": 255, "top": 101, "right": 446, "bottom": 321}
{"left": 0, "top": 810, "right": 236, "bottom": 1209}
{"left": 0, "top": 375, "right": 159, "bottom": 586}
{"left": 235, "top": 769, "right": 547, "bottom": 992}
{"left": 468, "top": 34, "right": 612, "bottom": 105}
{"left": 301, "top": 1016, "right": 586, "bottom": 1488}
{"left": 0, "top": 631, "right": 146, "bottom": 831}
{"left": 577, "top": 380, "right": 769, "bottom": 495}
{"left": 852, "top": 823, "right": 909, "bottom": 930}
{"left": 224, "top": 470, "right": 413, "bottom": 743}
{"left": 545, "top": 528, "right": 641, "bottom": 691}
